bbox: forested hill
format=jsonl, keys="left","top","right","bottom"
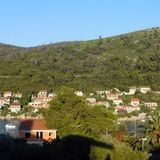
{"left": 0, "top": 27, "right": 160, "bottom": 93}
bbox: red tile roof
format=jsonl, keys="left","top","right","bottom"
{"left": 131, "top": 98, "right": 140, "bottom": 101}
{"left": 19, "top": 119, "right": 54, "bottom": 130}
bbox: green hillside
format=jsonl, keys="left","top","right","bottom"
{"left": 0, "top": 27, "right": 160, "bottom": 93}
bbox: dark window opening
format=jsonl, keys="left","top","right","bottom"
{"left": 25, "top": 132, "right": 31, "bottom": 138}
{"left": 49, "top": 132, "right": 52, "bottom": 136}
{"left": 36, "top": 132, "right": 39, "bottom": 138}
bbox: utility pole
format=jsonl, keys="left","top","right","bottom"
{"left": 142, "top": 138, "right": 147, "bottom": 151}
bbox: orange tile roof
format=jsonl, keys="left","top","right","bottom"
{"left": 11, "top": 102, "right": 21, "bottom": 106}
{"left": 19, "top": 119, "right": 55, "bottom": 131}
{"left": 131, "top": 98, "right": 140, "bottom": 101}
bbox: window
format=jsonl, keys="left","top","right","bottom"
{"left": 36, "top": 132, "right": 39, "bottom": 138}
{"left": 40, "top": 132, "right": 43, "bottom": 139}
{"left": 49, "top": 132, "right": 52, "bottom": 136}
{"left": 25, "top": 132, "right": 31, "bottom": 138}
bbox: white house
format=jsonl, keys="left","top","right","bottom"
{"left": 10, "top": 100, "right": 21, "bottom": 113}
{"left": 13, "top": 93, "right": 22, "bottom": 98}
{"left": 4, "top": 91, "right": 12, "bottom": 98}
{"left": 113, "top": 98, "right": 123, "bottom": 106}
{"left": 0, "top": 97, "right": 10, "bottom": 106}
{"left": 133, "top": 106, "right": 140, "bottom": 111}
{"left": 107, "top": 93, "right": 119, "bottom": 100}
{"left": 96, "top": 91, "right": 106, "bottom": 95}
{"left": 131, "top": 98, "right": 140, "bottom": 106}
{"left": 48, "top": 92, "right": 56, "bottom": 98}
{"left": 29, "top": 97, "right": 49, "bottom": 109}
{"left": 75, "top": 91, "right": 83, "bottom": 97}
{"left": 89, "top": 93, "right": 94, "bottom": 96}
{"left": 129, "top": 86, "right": 137, "bottom": 95}
{"left": 139, "top": 86, "right": 151, "bottom": 94}
{"left": 126, "top": 106, "right": 140, "bottom": 113}
{"left": 96, "top": 101, "right": 110, "bottom": 108}
{"left": 144, "top": 102, "right": 158, "bottom": 109}
{"left": 86, "top": 98, "right": 96, "bottom": 104}
{"left": 37, "top": 90, "right": 47, "bottom": 98}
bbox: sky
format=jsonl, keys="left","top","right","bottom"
{"left": 0, "top": 0, "right": 159, "bottom": 47}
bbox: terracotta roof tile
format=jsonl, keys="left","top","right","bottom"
{"left": 131, "top": 98, "right": 140, "bottom": 101}
{"left": 19, "top": 119, "right": 54, "bottom": 130}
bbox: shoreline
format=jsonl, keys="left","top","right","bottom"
{"left": 0, "top": 115, "right": 44, "bottom": 120}
{"left": 118, "top": 114, "right": 146, "bottom": 122}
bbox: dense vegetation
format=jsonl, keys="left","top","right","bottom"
{"left": 42, "top": 87, "right": 117, "bottom": 139}
{"left": 0, "top": 87, "right": 149, "bottom": 160}
{"left": 0, "top": 27, "right": 160, "bottom": 93}
{"left": 0, "top": 134, "right": 149, "bottom": 160}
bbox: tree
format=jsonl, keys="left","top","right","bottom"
{"left": 145, "top": 110, "right": 160, "bottom": 145}
{"left": 140, "top": 105, "right": 151, "bottom": 113}
{"left": 42, "top": 86, "right": 117, "bottom": 139}
{"left": 19, "top": 94, "right": 31, "bottom": 106}
{"left": 1, "top": 105, "right": 10, "bottom": 117}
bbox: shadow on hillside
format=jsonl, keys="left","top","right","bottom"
{"left": 43, "top": 135, "right": 114, "bottom": 160}
{"left": 149, "top": 146, "right": 160, "bottom": 160}
{"left": 0, "top": 134, "right": 114, "bottom": 160}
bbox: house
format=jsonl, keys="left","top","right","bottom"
{"left": 10, "top": 100, "right": 21, "bottom": 112}
{"left": 96, "top": 91, "right": 109, "bottom": 95}
{"left": 129, "top": 86, "right": 137, "bottom": 95}
{"left": 89, "top": 93, "right": 94, "bottom": 96}
{"left": 29, "top": 97, "right": 49, "bottom": 109}
{"left": 75, "top": 91, "right": 83, "bottom": 97}
{"left": 139, "top": 86, "right": 151, "bottom": 94}
{"left": 144, "top": 102, "right": 158, "bottom": 109}
{"left": 126, "top": 106, "right": 140, "bottom": 113}
{"left": 14, "top": 92, "right": 22, "bottom": 98}
{"left": 4, "top": 91, "right": 12, "bottom": 98}
{"left": 48, "top": 92, "right": 56, "bottom": 98}
{"left": 96, "top": 100, "right": 110, "bottom": 108}
{"left": 19, "top": 119, "right": 57, "bottom": 144}
{"left": 86, "top": 98, "right": 96, "bottom": 104}
{"left": 37, "top": 90, "right": 47, "bottom": 98}
{"left": 107, "top": 93, "right": 118, "bottom": 100}
{"left": 0, "top": 97, "right": 10, "bottom": 106}
{"left": 113, "top": 98, "right": 123, "bottom": 106}
{"left": 131, "top": 98, "right": 140, "bottom": 106}
{"left": 47, "top": 92, "right": 56, "bottom": 102}
{"left": 133, "top": 106, "right": 140, "bottom": 111}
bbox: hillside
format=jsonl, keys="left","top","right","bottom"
{"left": 0, "top": 27, "right": 160, "bottom": 93}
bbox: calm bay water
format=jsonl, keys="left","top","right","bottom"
{"left": 0, "top": 119, "right": 144, "bottom": 139}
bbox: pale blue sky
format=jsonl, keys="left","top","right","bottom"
{"left": 0, "top": 0, "right": 159, "bottom": 47}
